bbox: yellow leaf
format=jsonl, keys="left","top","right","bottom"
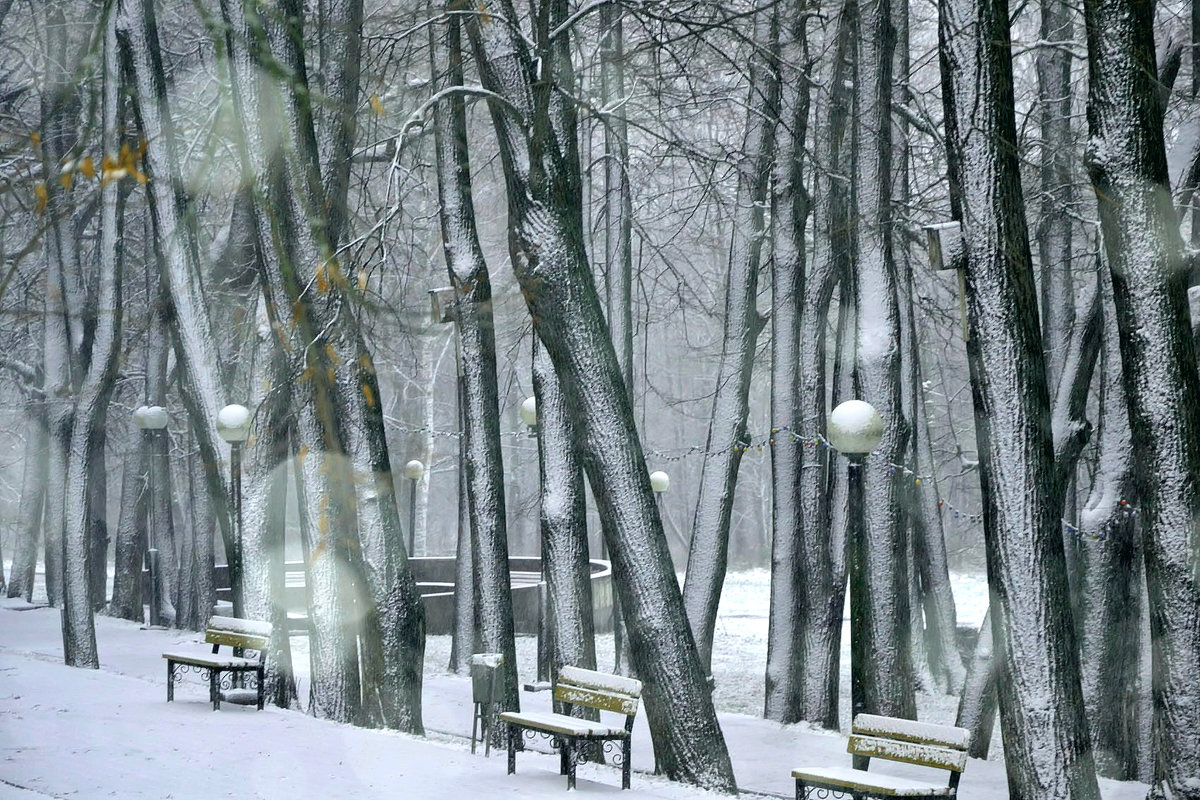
{"left": 362, "top": 382, "right": 375, "bottom": 407}
{"left": 325, "top": 344, "right": 339, "bottom": 365}
{"left": 34, "top": 183, "right": 47, "bottom": 214}
{"left": 369, "top": 93, "right": 385, "bottom": 116}
{"left": 79, "top": 156, "right": 95, "bottom": 178}
{"left": 132, "top": 169, "right": 147, "bottom": 185}
{"left": 315, "top": 262, "right": 329, "bottom": 293}
{"left": 478, "top": 0, "right": 491, "bottom": 23}
{"left": 357, "top": 268, "right": 368, "bottom": 292}
{"left": 299, "top": 366, "right": 314, "bottom": 383}
{"left": 59, "top": 172, "right": 73, "bottom": 190}
{"left": 297, "top": 444, "right": 309, "bottom": 462}
{"left": 359, "top": 354, "right": 375, "bottom": 374}
{"left": 30, "top": 131, "right": 41, "bottom": 147}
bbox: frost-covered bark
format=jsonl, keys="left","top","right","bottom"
{"left": 765, "top": 0, "right": 815, "bottom": 724}
{"left": 215, "top": 0, "right": 425, "bottom": 730}
{"left": 598, "top": 0, "right": 635, "bottom": 677}
{"left": 458, "top": 0, "right": 736, "bottom": 788}
{"left": 683, "top": 0, "right": 778, "bottom": 671}
{"left": 1036, "top": 0, "right": 1076, "bottom": 391}
{"left": 1083, "top": 0, "right": 1200, "bottom": 793}
{"left": 939, "top": 0, "right": 1099, "bottom": 792}
{"left": 848, "top": 0, "right": 914, "bottom": 719}
{"left": 532, "top": 340, "right": 597, "bottom": 683}
{"left": 7, "top": 420, "right": 47, "bottom": 602}
{"left": 240, "top": 318, "right": 299, "bottom": 708}
{"left": 955, "top": 606, "right": 999, "bottom": 759}
{"left": 1077, "top": 265, "right": 1146, "bottom": 780}
{"left": 430, "top": 14, "right": 518, "bottom": 721}
{"left": 116, "top": 0, "right": 233, "bottom": 575}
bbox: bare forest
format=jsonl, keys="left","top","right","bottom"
{"left": 1, "top": 0, "right": 1198, "bottom": 796}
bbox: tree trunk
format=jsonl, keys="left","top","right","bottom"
{"left": 8, "top": 420, "right": 47, "bottom": 602}
{"left": 683, "top": 0, "right": 778, "bottom": 671}
{"left": 458, "top": 1, "right": 737, "bottom": 787}
{"left": 848, "top": 0, "right": 914, "bottom": 720}
{"left": 1077, "top": 264, "right": 1145, "bottom": 780}
{"left": 532, "top": 339, "right": 597, "bottom": 684}
{"left": 599, "top": 0, "right": 635, "bottom": 678}
{"left": 955, "top": 606, "right": 999, "bottom": 759}
{"left": 1083, "top": 0, "right": 1200, "bottom": 793}
{"left": 431, "top": 12, "right": 519, "bottom": 719}
{"left": 765, "top": 0, "right": 813, "bottom": 723}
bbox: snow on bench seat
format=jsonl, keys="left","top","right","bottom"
{"left": 791, "top": 766, "right": 954, "bottom": 797}
{"left": 499, "top": 711, "right": 627, "bottom": 738}
{"left": 558, "top": 666, "right": 642, "bottom": 697}
{"left": 161, "top": 651, "right": 261, "bottom": 670}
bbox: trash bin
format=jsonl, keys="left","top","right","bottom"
{"left": 470, "top": 653, "right": 504, "bottom": 756}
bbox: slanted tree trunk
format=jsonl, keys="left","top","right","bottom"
{"left": 940, "top": 0, "right": 1100, "bottom": 790}
{"left": 848, "top": 0, "right": 914, "bottom": 719}
{"left": 116, "top": 0, "right": 234, "bottom": 586}
{"left": 8, "top": 419, "right": 47, "bottom": 602}
{"left": 457, "top": 0, "right": 737, "bottom": 787}
{"left": 765, "top": 0, "right": 814, "bottom": 723}
{"left": 683, "top": 0, "right": 779, "bottom": 672}
{"left": 430, "top": 13, "right": 519, "bottom": 722}
{"left": 1083, "top": 0, "right": 1200, "bottom": 793}
{"left": 955, "top": 606, "right": 999, "bottom": 758}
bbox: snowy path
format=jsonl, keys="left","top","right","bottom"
{"left": 0, "top": 591, "right": 1148, "bottom": 799}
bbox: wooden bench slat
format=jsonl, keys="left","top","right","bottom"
{"left": 558, "top": 666, "right": 642, "bottom": 698}
{"left": 853, "top": 713, "right": 971, "bottom": 751}
{"left": 162, "top": 652, "right": 260, "bottom": 669}
{"left": 206, "top": 631, "right": 269, "bottom": 651}
{"left": 792, "top": 767, "right": 954, "bottom": 797}
{"left": 848, "top": 734, "right": 968, "bottom": 773}
{"left": 554, "top": 683, "right": 640, "bottom": 715}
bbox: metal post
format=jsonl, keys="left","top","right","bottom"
{"left": 847, "top": 453, "right": 868, "bottom": 726}
{"left": 231, "top": 440, "right": 243, "bottom": 618}
{"left": 146, "top": 428, "right": 160, "bottom": 627}
{"left": 408, "top": 477, "right": 418, "bottom": 556}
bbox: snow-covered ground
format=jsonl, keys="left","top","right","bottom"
{"left": 0, "top": 572, "right": 1147, "bottom": 798}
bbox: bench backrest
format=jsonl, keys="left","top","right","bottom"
{"left": 848, "top": 714, "right": 970, "bottom": 775}
{"left": 554, "top": 666, "right": 643, "bottom": 718}
{"left": 206, "top": 616, "right": 272, "bottom": 652}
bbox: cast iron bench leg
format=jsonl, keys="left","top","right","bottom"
{"left": 565, "top": 738, "right": 577, "bottom": 791}
{"left": 257, "top": 667, "right": 265, "bottom": 710}
{"left": 559, "top": 737, "right": 568, "bottom": 775}
{"left": 210, "top": 669, "right": 220, "bottom": 710}
{"left": 507, "top": 725, "right": 517, "bottom": 775}
{"left": 167, "top": 661, "right": 174, "bottom": 702}
{"left": 623, "top": 738, "right": 632, "bottom": 789}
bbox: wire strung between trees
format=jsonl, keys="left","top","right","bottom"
{"left": 386, "top": 419, "right": 1138, "bottom": 543}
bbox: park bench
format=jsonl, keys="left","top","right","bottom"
{"left": 500, "top": 666, "right": 643, "bottom": 790}
{"left": 792, "top": 714, "right": 970, "bottom": 799}
{"left": 162, "top": 616, "right": 272, "bottom": 711}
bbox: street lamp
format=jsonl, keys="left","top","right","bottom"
{"left": 827, "top": 399, "right": 884, "bottom": 722}
{"left": 650, "top": 469, "right": 669, "bottom": 517}
{"left": 519, "top": 396, "right": 538, "bottom": 437}
{"left": 134, "top": 405, "right": 168, "bottom": 627}
{"left": 217, "top": 404, "right": 251, "bottom": 618}
{"left": 404, "top": 459, "right": 424, "bottom": 556}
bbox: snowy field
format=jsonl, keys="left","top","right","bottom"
{"left": 0, "top": 571, "right": 1147, "bottom": 799}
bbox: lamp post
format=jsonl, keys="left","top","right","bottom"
{"left": 404, "top": 459, "right": 424, "bottom": 556}
{"left": 217, "top": 404, "right": 251, "bottom": 618}
{"left": 134, "top": 405, "right": 169, "bottom": 627}
{"left": 827, "top": 399, "right": 885, "bottom": 722}
{"left": 521, "top": 395, "right": 552, "bottom": 683}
